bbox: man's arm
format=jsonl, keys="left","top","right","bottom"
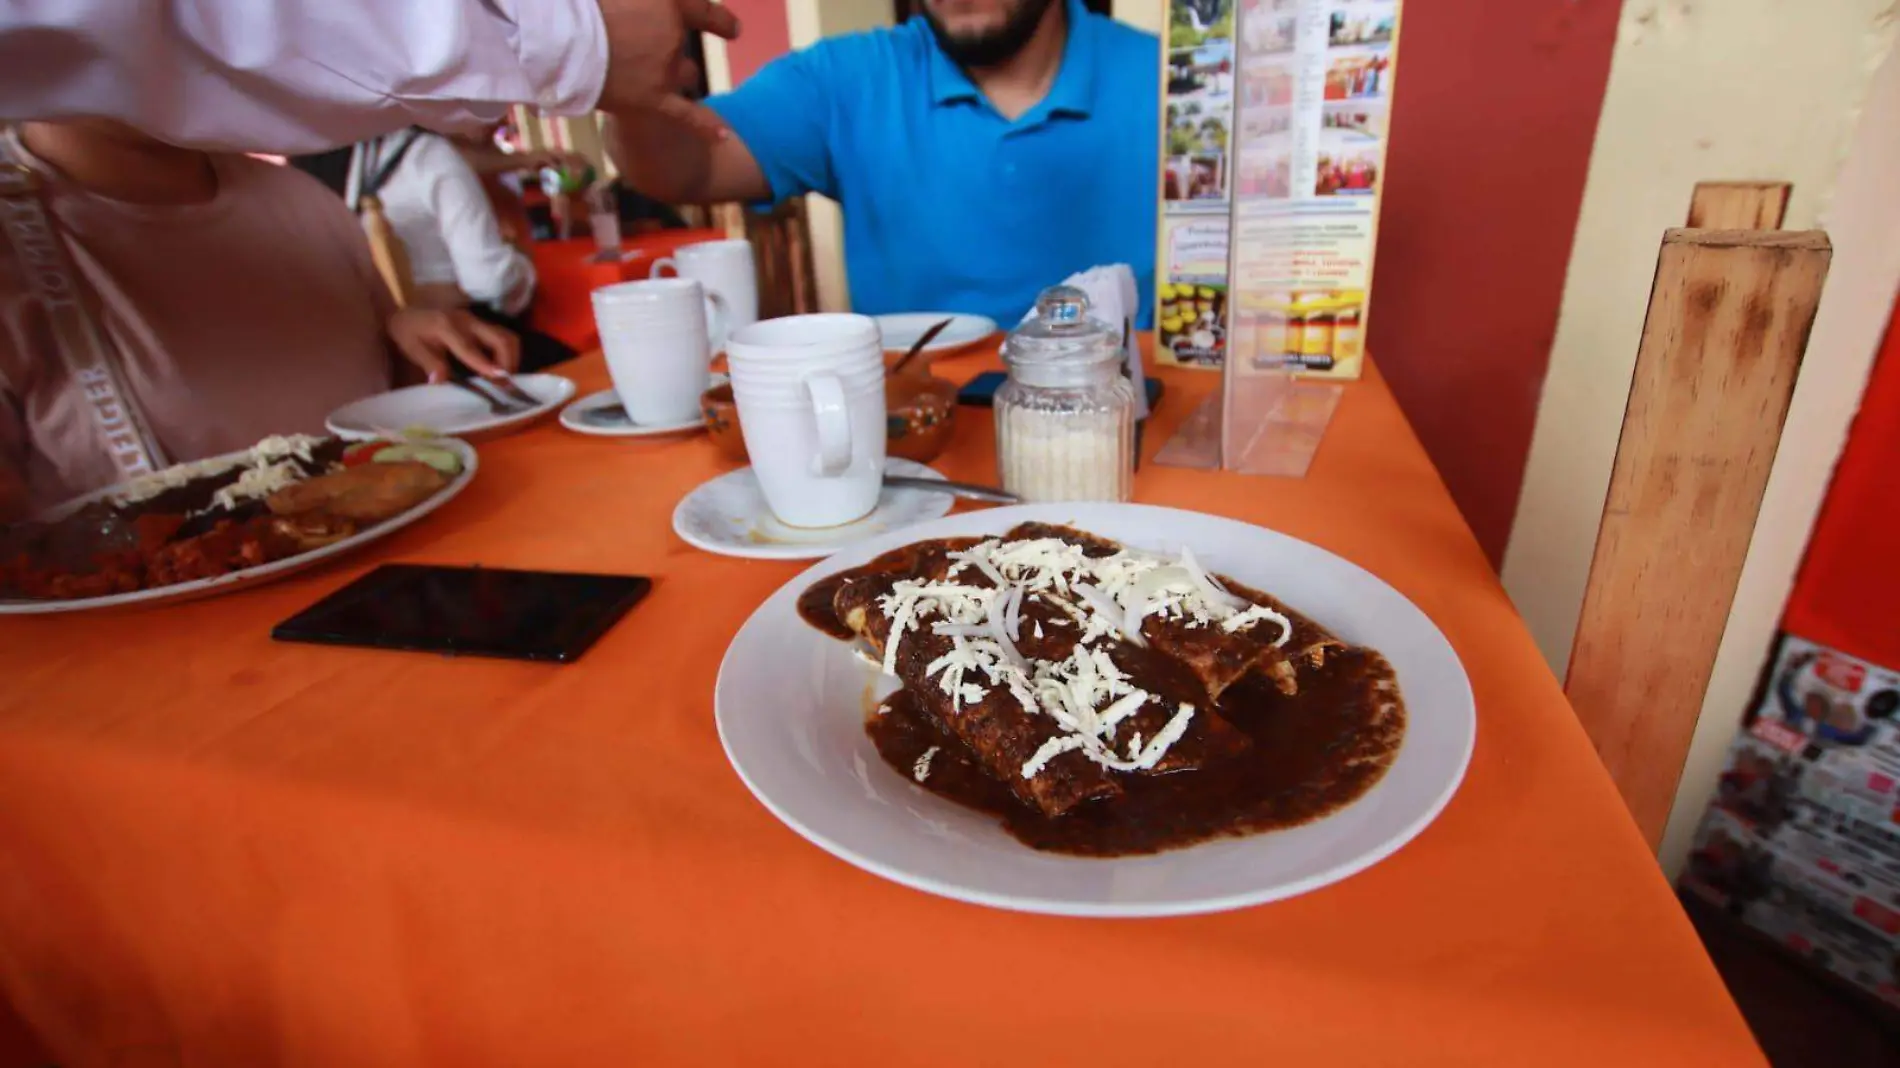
{"left": 605, "top": 109, "right": 773, "bottom": 205}
{"left": 0, "top": 0, "right": 738, "bottom": 154}
{"left": 609, "top": 41, "right": 838, "bottom": 207}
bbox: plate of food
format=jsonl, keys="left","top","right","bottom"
{"left": 714, "top": 503, "right": 1474, "bottom": 917}
{"left": 0, "top": 434, "right": 477, "bottom": 614}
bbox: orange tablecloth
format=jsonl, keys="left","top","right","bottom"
{"left": 0, "top": 344, "right": 1762, "bottom": 1067}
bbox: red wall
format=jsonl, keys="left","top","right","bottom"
{"left": 1783, "top": 298, "right": 1900, "bottom": 669}
{"left": 721, "top": 0, "right": 793, "bottom": 85}
{"left": 1369, "top": 0, "right": 1623, "bottom": 565}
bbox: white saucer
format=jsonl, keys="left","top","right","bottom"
{"left": 874, "top": 312, "right": 998, "bottom": 354}
{"left": 672, "top": 459, "right": 954, "bottom": 560}
{"left": 560, "top": 373, "right": 729, "bottom": 437}
{"left": 326, "top": 374, "right": 575, "bottom": 440}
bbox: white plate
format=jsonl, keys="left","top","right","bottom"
{"left": 559, "top": 373, "right": 729, "bottom": 438}
{"left": 326, "top": 374, "right": 575, "bottom": 440}
{"left": 0, "top": 439, "right": 478, "bottom": 615}
{"left": 714, "top": 503, "right": 1476, "bottom": 917}
{"left": 671, "top": 459, "right": 954, "bottom": 560}
{"left": 873, "top": 313, "right": 998, "bottom": 354}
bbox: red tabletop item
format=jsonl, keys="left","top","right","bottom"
{"left": 526, "top": 229, "right": 727, "bottom": 353}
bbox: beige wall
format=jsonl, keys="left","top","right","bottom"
{"left": 1656, "top": 46, "right": 1900, "bottom": 876}
{"left": 1496, "top": 1, "right": 1900, "bottom": 870}
{"left": 1503, "top": 1, "right": 1899, "bottom": 669}
{"left": 1116, "top": 0, "right": 1166, "bottom": 35}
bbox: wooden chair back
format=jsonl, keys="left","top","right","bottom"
{"left": 744, "top": 197, "right": 820, "bottom": 319}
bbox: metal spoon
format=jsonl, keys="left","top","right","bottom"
{"left": 888, "top": 318, "right": 954, "bottom": 377}
{"left": 884, "top": 474, "right": 1018, "bottom": 504}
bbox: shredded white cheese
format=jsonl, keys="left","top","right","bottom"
{"left": 209, "top": 459, "right": 303, "bottom": 512}
{"left": 1020, "top": 735, "right": 1086, "bottom": 779}
{"left": 878, "top": 535, "right": 1281, "bottom": 781}
{"left": 912, "top": 746, "right": 940, "bottom": 782}
{"left": 1222, "top": 603, "right": 1293, "bottom": 646}
{"left": 117, "top": 433, "right": 330, "bottom": 509}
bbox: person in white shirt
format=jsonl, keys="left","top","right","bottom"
{"left": 347, "top": 130, "right": 576, "bottom": 370}
{"left": 0, "top": 0, "right": 739, "bottom": 153}
{"left": 350, "top": 132, "right": 537, "bottom": 317}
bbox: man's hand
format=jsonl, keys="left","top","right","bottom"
{"left": 596, "top": 0, "right": 741, "bottom": 142}
{"left": 387, "top": 309, "right": 521, "bottom": 382}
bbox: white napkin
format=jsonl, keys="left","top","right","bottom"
{"left": 1021, "top": 264, "right": 1150, "bottom": 419}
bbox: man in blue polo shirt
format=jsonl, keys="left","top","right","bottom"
{"left": 610, "top": 0, "right": 1158, "bottom": 327}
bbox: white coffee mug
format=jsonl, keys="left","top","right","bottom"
{"left": 592, "top": 278, "right": 729, "bottom": 426}
{"left": 651, "top": 238, "right": 759, "bottom": 334}
{"left": 727, "top": 314, "right": 886, "bottom": 528}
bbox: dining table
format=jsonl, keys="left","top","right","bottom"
{"left": 0, "top": 339, "right": 1765, "bottom": 1067}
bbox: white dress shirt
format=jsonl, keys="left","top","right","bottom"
{"left": 347, "top": 132, "right": 538, "bottom": 316}
{"left": 0, "top": 0, "right": 608, "bottom": 153}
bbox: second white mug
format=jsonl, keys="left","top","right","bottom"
{"left": 650, "top": 238, "right": 759, "bottom": 335}
{"left": 593, "top": 278, "right": 728, "bottom": 426}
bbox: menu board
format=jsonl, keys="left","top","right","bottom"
{"left": 1155, "top": 0, "right": 1401, "bottom": 379}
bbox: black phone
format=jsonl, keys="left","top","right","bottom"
{"left": 272, "top": 564, "right": 651, "bottom": 663}
{"left": 959, "top": 372, "right": 1165, "bottom": 410}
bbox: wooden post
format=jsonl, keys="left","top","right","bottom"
{"left": 1565, "top": 228, "right": 1831, "bottom": 846}
{"left": 1687, "top": 181, "right": 1791, "bottom": 230}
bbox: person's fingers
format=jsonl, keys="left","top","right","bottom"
{"left": 651, "top": 95, "right": 730, "bottom": 142}
{"left": 390, "top": 321, "right": 451, "bottom": 382}
{"left": 463, "top": 316, "right": 522, "bottom": 374}
{"left": 678, "top": 0, "right": 740, "bottom": 40}
{"left": 437, "top": 322, "right": 504, "bottom": 378}
{"left": 669, "top": 54, "right": 702, "bottom": 93}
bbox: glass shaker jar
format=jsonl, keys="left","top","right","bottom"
{"left": 996, "top": 286, "right": 1137, "bottom": 502}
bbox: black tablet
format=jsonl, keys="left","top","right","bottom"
{"left": 273, "top": 564, "right": 651, "bottom": 663}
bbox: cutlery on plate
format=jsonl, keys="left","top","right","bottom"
{"left": 448, "top": 362, "right": 542, "bottom": 408}
{"left": 884, "top": 474, "right": 1019, "bottom": 504}
{"left": 446, "top": 376, "right": 532, "bottom": 415}
{"left": 889, "top": 318, "right": 953, "bottom": 377}
{"left": 485, "top": 374, "right": 544, "bottom": 409}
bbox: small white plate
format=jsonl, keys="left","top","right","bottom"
{"left": 559, "top": 373, "right": 729, "bottom": 438}
{"left": 874, "top": 313, "right": 998, "bottom": 354}
{"left": 671, "top": 459, "right": 954, "bottom": 560}
{"left": 326, "top": 374, "right": 575, "bottom": 441}
{"left": 715, "top": 503, "right": 1476, "bottom": 917}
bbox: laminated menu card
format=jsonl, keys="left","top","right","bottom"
{"left": 1155, "top": 0, "right": 1402, "bottom": 382}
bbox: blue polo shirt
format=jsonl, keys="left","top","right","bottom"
{"left": 706, "top": 0, "right": 1158, "bottom": 327}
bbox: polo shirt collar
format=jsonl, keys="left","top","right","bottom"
{"left": 926, "top": 0, "right": 1098, "bottom": 119}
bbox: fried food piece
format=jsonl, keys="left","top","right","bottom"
{"left": 269, "top": 513, "right": 359, "bottom": 551}
{"left": 266, "top": 461, "right": 447, "bottom": 524}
